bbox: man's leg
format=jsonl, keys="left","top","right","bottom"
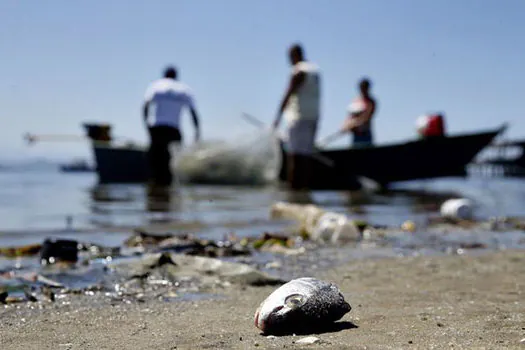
{"left": 157, "top": 127, "right": 172, "bottom": 186}
{"left": 287, "top": 153, "right": 298, "bottom": 190}
{"left": 147, "top": 127, "right": 161, "bottom": 185}
{"left": 297, "top": 120, "right": 317, "bottom": 190}
{"left": 164, "top": 127, "right": 183, "bottom": 186}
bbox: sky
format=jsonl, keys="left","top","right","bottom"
{"left": 1, "top": 0, "right": 524, "bottom": 161}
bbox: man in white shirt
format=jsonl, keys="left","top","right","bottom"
{"left": 272, "top": 44, "right": 321, "bottom": 190}
{"left": 143, "top": 66, "right": 201, "bottom": 186}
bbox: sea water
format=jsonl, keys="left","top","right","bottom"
{"left": 0, "top": 159, "right": 525, "bottom": 281}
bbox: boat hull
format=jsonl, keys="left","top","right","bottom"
{"left": 279, "top": 127, "right": 503, "bottom": 189}
{"left": 88, "top": 125, "right": 505, "bottom": 189}
{"left": 92, "top": 144, "right": 149, "bottom": 183}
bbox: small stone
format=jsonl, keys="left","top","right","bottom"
{"left": 437, "top": 322, "right": 444, "bottom": 327}
{"left": 267, "top": 335, "right": 277, "bottom": 340}
{"left": 295, "top": 336, "right": 320, "bottom": 345}
{"left": 239, "top": 336, "right": 243, "bottom": 341}
{"left": 519, "top": 338, "right": 525, "bottom": 343}
{"left": 408, "top": 341, "right": 413, "bottom": 344}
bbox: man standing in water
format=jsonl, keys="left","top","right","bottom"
{"left": 143, "top": 66, "right": 201, "bottom": 186}
{"left": 341, "top": 78, "right": 376, "bottom": 147}
{"left": 272, "top": 43, "right": 321, "bottom": 190}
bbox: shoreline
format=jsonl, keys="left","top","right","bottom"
{"left": 1, "top": 249, "right": 524, "bottom": 349}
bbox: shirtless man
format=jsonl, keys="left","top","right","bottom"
{"left": 272, "top": 44, "right": 321, "bottom": 190}
{"left": 341, "top": 78, "right": 376, "bottom": 147}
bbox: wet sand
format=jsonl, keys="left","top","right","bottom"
{"left": 1, "top": 250, "right": 524, "bottom": 350}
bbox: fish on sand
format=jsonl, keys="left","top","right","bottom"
{"left": 254, "top": 277, "right": 352, "bottom": 335}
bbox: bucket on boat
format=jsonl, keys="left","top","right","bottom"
{"left": 416, "top": 114, "right": 446, "bottom": 138}
{"left": 440, "top": 198, "right": 473, "bottom": 220}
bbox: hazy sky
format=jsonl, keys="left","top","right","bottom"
{"left": 1, "top": 0, "right": 524, "bottom": 160}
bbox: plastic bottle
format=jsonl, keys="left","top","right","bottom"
{"left": 440, "top": 198, "right": 473, "bottom": 220}
{"left": 270, "top": 202, "right": 324, "bottom": 223}
{"left": 311, "top": 212, "right": 361, "bottom": 243}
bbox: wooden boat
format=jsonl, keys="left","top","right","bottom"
{"left": 82, "top": 122, "right": 507, "bottom": 189}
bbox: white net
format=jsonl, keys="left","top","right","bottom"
{"left": 171, "top": 129, "right": 282, "bottom": 186}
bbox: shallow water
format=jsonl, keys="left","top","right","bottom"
{"left": 0, "top": 164, "right": 525, "bottom": 293}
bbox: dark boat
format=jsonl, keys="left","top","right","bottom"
{"left": 470, "top": 139, "right": 525, "bottom": 177}
{"left": 82, "top": 122, "right": 506, "bottom": 189}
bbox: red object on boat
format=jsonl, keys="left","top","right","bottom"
{"left": 418, "top": 114, "right": 446, "bottom": 137}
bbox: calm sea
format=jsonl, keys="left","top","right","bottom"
{"left": 1, "top": 161, "right": 525, "bottom": 274}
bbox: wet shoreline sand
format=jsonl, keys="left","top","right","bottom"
{"left": 1, "top": 249, "right": 524, "bottom": 349}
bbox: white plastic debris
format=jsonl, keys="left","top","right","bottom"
{"left": 295, "top": 336, "right": 320, "bottom": 344}
{"left": 270, "top": 202, "right": 360, "bottom": 243}
{"left": 440, "top": 198, "right": 473, "bottom": 220}
{"left": 311, "top": 212, "right": 360, "bottom": 243}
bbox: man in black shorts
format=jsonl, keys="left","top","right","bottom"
{"left": 142, "top": 66, "right": 201, "bottom": 186}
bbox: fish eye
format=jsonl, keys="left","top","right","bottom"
{"left": 284, "top": 294, "right": 305, "bottom": 309}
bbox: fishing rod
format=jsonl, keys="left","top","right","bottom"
{"left": 23, "top": 133, "right": 89, "bottom": 145}
{"left": 23, "top": 132, "right": 140, "bottom": 147}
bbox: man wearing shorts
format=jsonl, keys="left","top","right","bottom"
{"left": 272, "top": 44, "right": 321, "bottom": 190}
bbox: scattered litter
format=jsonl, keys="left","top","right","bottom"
{"left": 270, "top": 202, "right": 361, "bottom": 243}
{"left": 440, "top": 198, "right": 473, "bottom": 220}
{"left": 295, "top": 336, "right": 320, "bottom": 345}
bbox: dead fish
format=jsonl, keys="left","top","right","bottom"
{"left": 254, "top": 277, "right": 351, "bottom": 335}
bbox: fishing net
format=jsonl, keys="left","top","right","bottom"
{"left": 171, "top": 129, "right": 282, "bottom": 185}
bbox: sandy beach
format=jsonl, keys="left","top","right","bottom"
{"left": 1, "top": 249, "right": 523, "bottom": 350}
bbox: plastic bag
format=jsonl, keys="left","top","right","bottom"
{"left": 172, "top": 129, "right": 282, "bottom": 186}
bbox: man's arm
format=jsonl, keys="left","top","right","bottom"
{"left": 143, "top": 83, "right": 154, "bottom": 128}
{"left": 341, "top": 100, "right": 375, "bottom": 132}
{"left": 186, "top": 93, "right": 200, "bottom": 142}
{"left": 272, "top": 71, "right": 306, "bottom": 129}
{"left": 142, "top": 101, "right": 149, "bottom": 126}
{"left": 190, "top": 105, "right": 201, "bottom": 142}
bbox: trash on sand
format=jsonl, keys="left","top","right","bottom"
{"left": 254, "top": 277, "right": 351, "bottom": 335}
{"left": 0, "top": 243, "right": 42, "bottom": 258}
{"left": 252, "top": 232, "right": 305, "bottom": 255}
{"left": 270, "top": 202, "right": 361, "bottom": 243}
{"left": 110, "top": 252, "right": 286, "bottom": 287}
{"left": 295, "top": 336, "right": 320, "bottom": 344}
{"left": 40, "top": 239, "right": 79, "bottom": 265}
{"left": 401, "top": 220, "right": 417, "bottom": 232}
{"left": 311, "top": 212, "right": 361, "bottom": 243}
{"left": 440, "top": 198, "right": 473, "bottom": 221}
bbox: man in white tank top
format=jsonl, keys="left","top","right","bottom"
{"left": 272, "top": 44, "right": 321, "bottom": 190}
{"left": 142, "top": 66, "right": 202, "bottom": 186}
